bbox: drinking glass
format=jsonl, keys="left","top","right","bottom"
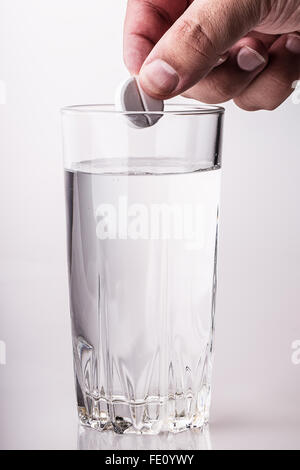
{"left": 62, "top": 104, "right": 224, "bottom": 435}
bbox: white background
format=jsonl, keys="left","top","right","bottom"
{"left": 0, "top": 0, "right": 300, "bottom": 450}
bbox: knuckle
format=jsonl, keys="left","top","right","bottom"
{"left": 234, "top": 96, "right": 281, "bottom": 111}
{"left": 268, "top": 73, "right": 291, "bottom": 92}
{"left": 175, "top": 18, "right": 216, "bottom": 59}
{"left": 234, "top": 97, "right": 262, "bottom": 112}
{"left": 141, "top": 0, "right": 172, "bottom": 26}
{"left": 264, "top": 102, "right": 280, "bottom": 111}
{"left": 235, "top": 71, "right": 296, "bottom": 111}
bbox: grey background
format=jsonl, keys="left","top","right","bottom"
{"left": 0, "top": 0, "right": 299, "bottom": 450}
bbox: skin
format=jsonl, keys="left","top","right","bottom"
{"left": 124, "top": 0, "right": 300, "bottom": 110}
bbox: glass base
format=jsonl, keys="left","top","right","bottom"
{"left": 78, "top": 391, "right": 211, "bottom": 435}
{"left": 78, "top": 424, "right": 212, "bottom": 450}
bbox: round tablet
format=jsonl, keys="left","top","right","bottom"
{"left": 115, "top": 77, "right": 164, "bottom": 129}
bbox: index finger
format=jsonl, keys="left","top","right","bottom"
{"left": 124, "top": 0, "right": 188, "bottom": 74}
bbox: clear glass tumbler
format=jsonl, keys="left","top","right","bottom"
{"left": 62, "top": 104, "right": 224, "bottom": 435}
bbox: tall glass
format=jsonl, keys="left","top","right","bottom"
{"left": 62, "top": 104, "right": 224, "bottom": 435}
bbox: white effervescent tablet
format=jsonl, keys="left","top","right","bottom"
{"left": 115, "top": 77, "right": 164, "bottom": 129}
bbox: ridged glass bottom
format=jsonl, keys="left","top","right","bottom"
{"left": 78, "top": 387, "right": 211, "bottom": 434}
{"left": 78, "top": 423, "right": 212, "bottom": 450}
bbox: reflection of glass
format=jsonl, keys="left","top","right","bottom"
{"left": 62, "top": 104, "right": 224, "bottom": 435}
{"left": 78, "top": 425, "right": 212, "bottom": 451}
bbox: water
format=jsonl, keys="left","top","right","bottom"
{"left": 65, "top": 158, "right": 221, "bottom": 434}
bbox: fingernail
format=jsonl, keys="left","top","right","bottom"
{"left": 286, "top": 35, "right": 300, "bottom": 54}
{"left": 140, "top": 59, "right": 180, "bottom": 96}
{"left": 237, "top": 46, "right": 266, "bottom": 72}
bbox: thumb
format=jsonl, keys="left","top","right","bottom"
{"left": 139, "top": 0, "right": 266, "bottom": 99}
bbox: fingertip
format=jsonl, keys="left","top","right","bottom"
{"left": 285, "top": 34, "right": 300, "bottom": 55}
{"left": 233, "top": 33, "right": 300, "bottom": 113}
{"left": 123, "top": 47, "right": 147, "bottom": 76}
{"left": 234, "top": 38, "right": 269, "bottom": 72}
{"left": 139, "top": 59, "right": 180, "bottom": 99}
{"left": 123, "top": 34, "right": 155, "bottom": 75}
{"left": 237, "top": 46, "right": 267, "bottom": 72}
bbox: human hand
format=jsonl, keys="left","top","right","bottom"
{"left": 124, "top": 0, "right": 300, "bottom": 110}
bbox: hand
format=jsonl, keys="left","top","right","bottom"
{"left": 124, "top": 0, "right": 300, "bottom": 110}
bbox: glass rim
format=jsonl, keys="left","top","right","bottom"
{"left": 61, "top": 103, "right": 225, "bottom": 116}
